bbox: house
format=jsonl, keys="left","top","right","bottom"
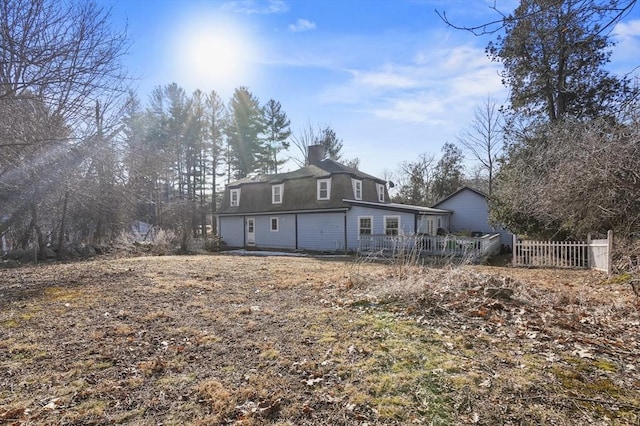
{"left": 216, "top": 145, "right": 451, "bottom": 253}
{"left": 432, "top": 186, "right": 513, "bottom": 248}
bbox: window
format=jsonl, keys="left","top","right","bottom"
{"left": 385, "top": 216, "right": 400, "bottom": 236}
{"left": 272, "top": 184, "right": 283, "bottom": 204}
{"left": 230, "top": 188, "right": 240, "bottom": 207}
{"left": 317, "top": 178, "right": 331, "bottom": 200}
{"left": 358, "top": 216, "right": 372, "bottom": 236}
{"left": 352, "top": 179, "right": 363, "bottom": 200}
{"left": 270, "top": 217, "right": 279, "bottom": 232}
{"left": 376, "top": 183, "right": 385, "bottom": 202}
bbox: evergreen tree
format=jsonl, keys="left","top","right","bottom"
{"left": 487, "top": 0, "right": 636, "bottom": 124}
{"left": 263, "top": 99, "right": 291, "bottom": 174}
{"left": 391, "top": 154, "right": 436, "bottom": 206}
{"left": 205, "top": 90, "right": 226, "bottom": 233}
{"left": 225, "top": 87, "right": 266, "bottom": 179}
{"left": 432, "top": 142, "right": 465, "bottom": 201}
{"left": 317, "top": 126, "right": 343, "bottom": 161}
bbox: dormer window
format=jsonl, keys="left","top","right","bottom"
{"left": 352, "top": 179, "right": 362, "bottom": 200}
{"left": 317, "top": 178, "right": 331, "bottom": 200}
{"left": 272, "top": 184, "right": 283, "bottom": 204}
{"left": 376, "top": 183, "right": 385, "bottom": 202}
{"left": 230, "top": 188, "right": 240, "bottom": 207}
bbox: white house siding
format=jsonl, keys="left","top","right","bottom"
{"left": 253, "top": 214, "right": 296, "bottom": 249}
{"left": 346, "top": 206, "right": 417, "bottom": 251}
{"left": 219, "top": 216, "right": 245, "bottom": 247}
{"left": 435, "top": 189, "right": 512, "bottom": 247}
{"left": 297, "top": 212, "right": 346, "bottom": 252}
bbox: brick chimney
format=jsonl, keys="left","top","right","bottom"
{"left": 307, "top": 144, "right": 326, "bottom": 166}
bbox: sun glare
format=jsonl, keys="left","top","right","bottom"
{"left": 170, "top": 14, "right": 256, "bottom": 95}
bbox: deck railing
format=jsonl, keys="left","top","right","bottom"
{"left": 358, "top": 233, "right": 501, "bottom": 261}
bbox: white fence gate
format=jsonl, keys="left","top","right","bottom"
{"left": 512, "top": 230, "right": 612, "bottom": 275}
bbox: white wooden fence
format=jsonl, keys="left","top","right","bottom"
{"left": 512, "top": 230, "right": 612, "bottom": 275}
{"left": 359, "top": 233, "right": 501, "bottom": 261}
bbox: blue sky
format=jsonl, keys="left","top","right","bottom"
{"left": 104, "top": 0, "right": 640, "bottom": 179}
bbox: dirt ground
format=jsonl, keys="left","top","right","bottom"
{"left": 1, "top": 253, "right": 639, "bottom": 425}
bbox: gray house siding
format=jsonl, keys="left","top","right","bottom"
{"left": 253, "top": 214, "right": 297, "bottom": 249}
{"left": 434, "top": 188, "right": 512, "bottom": 247}
{"left": 346, "top": 206, "right": 416, "bottom": 249}
{"left": 297, "top": 212, "right": 346, "bottom": 252}
{"left": 219, "top": 216, "right": 245, "bottom": 247}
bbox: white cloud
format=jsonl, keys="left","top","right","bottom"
{"left": 289, "top": 18, "right": 317, "bottom": 33}
{"left": 349, "top": 66, "right": 419, "bottom": 89}
{"left": 319, "top": 43, "right": 504, "bottom": 124}
{"left": 614, "top": 19, "right": 640, "bottom": 40}
{"left": 611, "top": 19, "right": 640, "bottom": 75}
{"left": 222, "top": 0, "right": 288, "bottom": 14}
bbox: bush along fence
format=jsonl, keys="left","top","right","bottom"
{"left": 512, "top": 230, "right": 613, "bottom": 275}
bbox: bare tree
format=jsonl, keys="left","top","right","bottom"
{"left": 491, "top": 115, "right": 640, "bottom": 238}
{"left": 436, "top": 0, "right": 636, "bottom": 37}
{"left": 456, "top": 96, "right": 503, "bottom": 195}
{"left": 291, "top": 121, "right": 346, "bottom": 167}
{"left": 0, "top": 0, "right": 130, "bottom": 252}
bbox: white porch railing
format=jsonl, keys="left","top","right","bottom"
{"left": 358, "top": 233, "right": 501, "bottom": 261}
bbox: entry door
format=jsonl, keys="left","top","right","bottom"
{"left": 246, "top": 218, "right": 256, "bottom": 246}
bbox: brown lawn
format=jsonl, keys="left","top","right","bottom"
{"left": 1, "top": 253, "right": 639, "bottom": 425}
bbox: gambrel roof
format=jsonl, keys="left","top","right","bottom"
{"left": 229, "top": 159, "right": 385, "bottom": 187}
{"left": 218, "top": 159, "right": 388, "bottom": 216}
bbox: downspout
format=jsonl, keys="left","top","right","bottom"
{"left": 243, "top": 215, "right": 246, "bottom": 248}
{"left": 295, "top": 213, "right": 299, "bottom": 250}
{"left": 343, "top": 212, "right": 348, "bottom": 254}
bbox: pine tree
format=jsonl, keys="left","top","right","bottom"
{"left": 263, "top": 99, "right": 291, "bottom": 173}
{"left": 225, "top": 87, "right": 266, "bottom": 179}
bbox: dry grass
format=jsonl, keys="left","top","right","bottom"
{"left": 0, "top": 253, "right": 639, "bottom": 425}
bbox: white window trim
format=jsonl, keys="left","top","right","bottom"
{"left": 317, "top": 178, "right": 331, "bottom": 201}
{"left": 230, "top": 188, "right": 240, "bottom": 207}
{"left": 376, "top": 183, "right": 385, "bottom": 202}
{"left": 272, "top": 183, "right": 284, "bottom": 204}
{"left": 384, "top": 215, "right": 400, "bottom": 235}
{"left": 352, "top": 179, "right": 363, "bottom": 200}
{"left": 270, "top": 217, "right": 279, "bottom": 232}
{"left": 358, "top": 216, "right": 373, "bottom": 238}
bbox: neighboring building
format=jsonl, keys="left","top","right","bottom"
{"left": 216, "top": 145, "right": 451, "bottom": 253}
{"left": 432, "top": 186, "right": 513, "bottom": 248}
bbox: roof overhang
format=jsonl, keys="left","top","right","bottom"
{"left": 342, "top": 199, "right": 451, "bottom": 215}
{"left": 216, "top": 207, "right": 350, "bottom": 217}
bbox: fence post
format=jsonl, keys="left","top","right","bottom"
{"left": 587, "top": 233, "right": 592, "bottom": 269}
{"left": 512, "top": 234, "right": 517, "bottom": 266}
{"left": 607, "top": 230, "right": 613, "bottom": 277}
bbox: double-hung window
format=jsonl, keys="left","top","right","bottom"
{"left": 270, "top": 217, "right": 279, "bottom": 232}
{"left": 317, "top": 178, "right": 331, "bottom": 200}
{"left": 358, "top": 217, "right": 372, "bottom": 237}
{"left": 384, "top": 216, "right": 400, "bottom": 236}
{"left": 272, "top": 184, "right": 283, "bottom": 204}
{"left": 376, "top": 183, "right": 385, "bottom": 202}
{"left": 230, "top": 188, "right": 240, "bottom": 207}
{"left": 352, "top": 179, "right": 363, "bottom": 200}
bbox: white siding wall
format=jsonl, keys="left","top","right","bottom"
{"left": 297, "top": 212, "right": 346, "bottom": 252}
{"left": 435, "top": 189, "right": 512, "bottom": 247}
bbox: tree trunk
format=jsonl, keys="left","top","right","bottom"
{"left": 57, "top": 189, "right": 69, "bottom": 260}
